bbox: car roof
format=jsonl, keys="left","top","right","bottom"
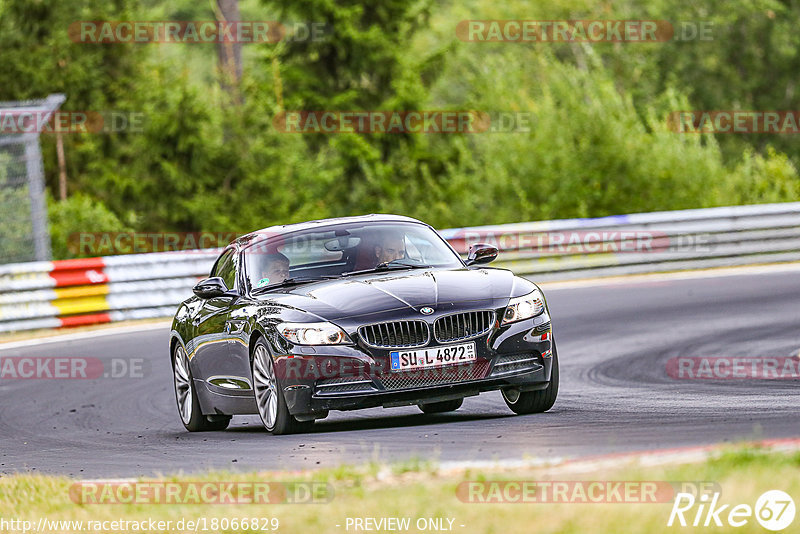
{"left": 233, "top": 214, "right": 426, "bottom": 249}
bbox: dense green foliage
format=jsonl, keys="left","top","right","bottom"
{"left": 0, "top": 0, "right": 798, "bottom": 259}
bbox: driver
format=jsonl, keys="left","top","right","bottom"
{"left": 256, "top": 252, "right": 290, "bottom": 287}
{"left": 374, "top": 233, "right": 406, "bottom": 264}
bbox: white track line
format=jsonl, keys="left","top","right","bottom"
{"left": 438, "top": 437, "right": 800, "bottom": 474}
{"left": 0, "top": 320, "right": 171, "bottom": 350}
{"left": 539, "top": 261, "right": 800, "bottom": 290}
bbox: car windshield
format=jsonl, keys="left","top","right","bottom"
{"left": 243, "top": 221, "right": 463, "bottom": 291}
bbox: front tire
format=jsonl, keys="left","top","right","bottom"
{"left": 502, "top": 342, "right": 559, "bottom": 414}
{"left": 419, "top": 398, "right": 463, "bottom": 413}
{"left": 172, "top": 344, "right": 231, "bottom": 431}
{"left": 251, "top": 339, "right": 313, "bottom": 435}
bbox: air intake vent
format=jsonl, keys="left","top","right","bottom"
{"left": 358, "top": 320, "right": 429, "bottom": 348}
{"left": 315, "top": 378, "right": 376, "bottom": 395}
{"left": 434, "top": 311, "right": 495, "bottom": 343}
{"left": 381, "top": 361, "right": 490, "bottom": 390}
{"left": 492, "top": 352, "right": 542, "bottom": 375}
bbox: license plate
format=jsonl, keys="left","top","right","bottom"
{"left": 390, "top": 342, "right": 476, "bottom": 371}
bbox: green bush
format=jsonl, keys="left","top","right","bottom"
{"left": 48, "top": 193, "right": 130, "bottom": 259}
{"left": 0, "top": 186, "right": 35, "bottom": 264}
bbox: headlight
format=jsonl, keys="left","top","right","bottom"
{"left": 502, "top": 289, "right": 545, "bottom": 324}
{"left": 277, "top": 322, "right": 349, "bottom": 345}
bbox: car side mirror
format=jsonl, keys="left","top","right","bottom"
{"left": 466, "top": 243, "right": 498, "bottom": 266}
{"left": 193, "top": 277, "right": 229, "bottom": 299}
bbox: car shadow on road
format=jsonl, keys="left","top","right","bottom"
{"left": 224, "top": 410, "right": 516, "bottom": 435}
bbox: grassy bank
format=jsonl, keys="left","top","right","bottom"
{"left": 1, "top": 444, "right": 798, "bottom": 533}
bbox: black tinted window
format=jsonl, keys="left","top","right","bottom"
{"left": 212, "top": 249, "right": 237, "bottom": 290}
{"left": 243, "top": 221, "right": 463, "bottom": 289}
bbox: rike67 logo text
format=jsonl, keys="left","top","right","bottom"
{"left": 668, "top": 490, "right": 795, "bottom": 531}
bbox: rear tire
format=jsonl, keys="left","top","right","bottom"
{"left": 419, "top": 398, "right": 463, "bottom": 413}
{"left": 172, "top": 344, "right": 231, "bottom": 431}
{"left": 502, "top": 343, "right": 559, "bottom": 415}
{"left": 252, "top": 338, "right": 313, "bottom": 435}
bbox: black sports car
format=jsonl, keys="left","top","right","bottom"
{"left": 170, "top": 215, "right": 558, "bottom": 434}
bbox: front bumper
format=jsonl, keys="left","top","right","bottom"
{"left": 276, "top": 312, "right": 555, "bottom": 416}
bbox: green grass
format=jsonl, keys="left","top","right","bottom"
{"left": 0, "top": 446, "right": 800, "bottom": 534}
{"left": 1, "top": 443, "right": 799, "bottom": 533}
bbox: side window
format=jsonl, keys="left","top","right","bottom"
{"left": 211, "top": 249, "right": 237, "bottom": 290}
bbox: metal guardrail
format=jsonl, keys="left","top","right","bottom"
{"left": 1, "top": 202, "right": 799, "bottom": 333}
{"left": 441, "top": 202, "right": 800, "bottom": 281}
{"left": 0, "top": 252, "right": 217, "bottom": 332}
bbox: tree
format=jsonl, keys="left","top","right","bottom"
{"left": 215, "top": 0, "right": 243, "bottom": 104}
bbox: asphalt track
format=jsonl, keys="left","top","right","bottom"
{"left": 1, "top": 267, "right": 799, "bottom": 477}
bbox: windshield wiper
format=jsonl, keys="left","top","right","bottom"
{"left": 343, "top": 260, "right": 432, "bottom": 277}
{"left": 250, "top": 276, "right": 335, "bottom": 294}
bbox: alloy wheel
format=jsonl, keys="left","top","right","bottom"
{"left": 173, "top": 346, "right": 192, "bottom": 424}
{"left": 253, "top": 344, "right": 278, "bottom": 429}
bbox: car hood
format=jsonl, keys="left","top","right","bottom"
{"left": 257, "top": 267, "right": 532, "bottom": 322}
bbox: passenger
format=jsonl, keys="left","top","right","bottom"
{"left": 256, "top": 252, "right": 290, "bottom": 287}
{"left": 374, "top": 233, "right": 406, "bottom": 264}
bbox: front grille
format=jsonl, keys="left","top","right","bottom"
{"left": 381, "top": 361, "right": 490, "bottom": 390}
{"left": 434, "top": 311, "right": 495, "bottom": 343}
{"left": 535, "top": 321, "right": 551, "bottom": 332}
{"left": 492, "top": 352, "right": 541, "bottom": 375}
{"left": 358, "top": 320, "right": 429, "bottom": 348}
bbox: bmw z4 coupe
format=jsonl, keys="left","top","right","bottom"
{"left": 170, "top": 215, "right": 558, "bottom": 434}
